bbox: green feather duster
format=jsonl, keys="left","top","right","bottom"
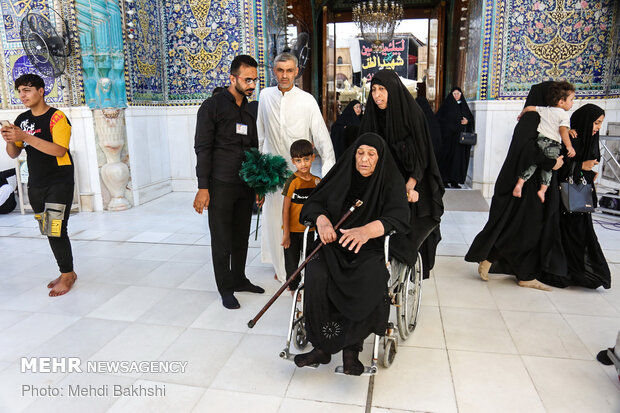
{"left": 239, "top": 148, "right": 292, "bottom": 196}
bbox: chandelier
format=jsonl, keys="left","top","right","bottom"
{"left": 353, "top": 1, "right": 404, "bottom": 50}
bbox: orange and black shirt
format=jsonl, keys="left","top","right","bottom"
{"left": 14, "top": 108, "right": 73, "bottom": 187}
{"left": 282, "top": 173, "right": 321, "bottom": 233}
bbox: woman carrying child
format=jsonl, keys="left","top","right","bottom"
{"left": 465, "top": 82, "right": 565, "bottom": 290}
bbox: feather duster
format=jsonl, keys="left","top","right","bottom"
{"left": 240, "top": 148, "right": 292, "bottom": 239}
{"left": 239, "top": 148, "right": 292, "bottom": 197}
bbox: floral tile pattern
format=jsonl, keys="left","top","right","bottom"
{"left": 124, "top": 0, "right": 261, "bottom": 106}
{"left": 0, "top": 0, "right": 83, "bottom": 107}
{"left": 478, "top": 0, "right": 618, "bottom": 99}
{"left": 123, "top": 0, "right": 166, "bottom": 104}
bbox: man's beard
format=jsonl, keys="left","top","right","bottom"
{"left": 235, "top": 84, "right": 253, "bottom": 96}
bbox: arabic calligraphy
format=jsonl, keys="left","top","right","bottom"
{"left": 360, "top": 37, "right": 409, "bottom": 81}
{"left": 360, "top": 39, "right": 406, "bottom": 56}
{"left": 361, "top": 54, "right": 405, "bottom": 70}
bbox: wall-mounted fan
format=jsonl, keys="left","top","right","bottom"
{"left": 20, "top": 6, "right": 72, "bottom": 78}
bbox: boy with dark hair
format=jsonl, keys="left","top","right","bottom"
{"left": 281, "top": 139, "right": 320, "bottom": 291}
{"left": 1, "top": 73, "right": 77, "bottom": 296}
{"left": 194, "top": 54, "right": 265, "bottom": 310}
{"left": 514, "top": 81, "right": 576, "bottom": 203}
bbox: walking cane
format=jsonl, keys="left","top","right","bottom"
{"left": 247, "top": 199, "right": 363, "bottom": 328}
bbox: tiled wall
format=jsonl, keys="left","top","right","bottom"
{"left": 0, "top": 0, "right": 82, "bottom": 107}
{"left": 474, "top": 0, "right": 619, "bottom": 100}
{"left": 0, "top": 0, "right": 268, "bottom": 108}
{"left": 124, "top": 0, "right": 265, "bottom": 106}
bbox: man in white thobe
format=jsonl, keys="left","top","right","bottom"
{"left": 257, "top": 52, "right": 335, "bottom": 281}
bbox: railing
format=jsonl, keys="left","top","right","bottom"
{"left": 596, "top": 135, "right": 620, "bottom": 217}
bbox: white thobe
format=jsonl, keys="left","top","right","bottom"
{"left": 257, "top": 86, "right": 336, "bottom": 281}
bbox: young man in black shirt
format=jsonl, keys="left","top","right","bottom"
{"left": 2, "top": 74, "right": 77, "bottom": 296}
{"left": 193, "top": 55, "right": 265, "bottom": 309}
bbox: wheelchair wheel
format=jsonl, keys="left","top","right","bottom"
{"left": 395, "top": 254, "right": 423, "bottom": 341}
{"left": 292, "top": 318, "right": 309, "bottom": 350}
{"left": 382, "top": 337, "right": 397, "bottom": 368}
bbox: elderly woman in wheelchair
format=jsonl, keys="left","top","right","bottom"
{"left": 288, "top": 133, "right": 411, "bottom": 375}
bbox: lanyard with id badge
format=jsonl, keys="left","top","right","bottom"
{"left": 236, "top": 123, "right": 248, "bottom": 136}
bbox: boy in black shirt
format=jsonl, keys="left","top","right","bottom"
{"left": 2, "top": 74, "right": 77, "bottom": 297}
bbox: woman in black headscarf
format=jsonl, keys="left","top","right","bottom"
{"left": 358, "top": 69, "right": 444, "bottom": 277}
{"left": 539, "top": 104, "right": 610, "bottom": 289}
{"left": 436, "top": 87, "right": 475, "bottom": 188}
{"left": 294, "top": 133, "right": 409, "bottom": 375}
{"left": 415, "top": 82, "right": 442, "bottom": 162}
{"left": 465, "top": 82, "right": 564, "bottom": 290}
{"left": 331, "top": 100, "right": 363, "bottom": 160}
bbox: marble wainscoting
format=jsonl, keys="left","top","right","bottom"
{"left": 0, "top": 109, "right": 33, "bottom": 172}
{"left": 470, "top": 99, "right": 620, "bottom": 199}
{"left": 124, "top": 106, "right": 200, "bottom": 199}
{"left": 0, "top": 105, "right": 202, "bottom": 212}
{"left": 124, "top": 107, "right": 173, "bottom": 207}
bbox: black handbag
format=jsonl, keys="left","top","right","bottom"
{"left": 459, "top": 131, "right": 477, "bottom": 145}
{"left": 559, "top": 173, "right": 595, "bottom": 213}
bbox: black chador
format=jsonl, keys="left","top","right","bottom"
{"left": 330, "top": 100, "right": 362, "bottom": 160}
{"left": 465, "top": 82, "right": 558, "bottom": 280}
{"left": 359, "top": 69, "right": 444, "bottom": 276}
{"left": 436, "top": 87, "right": 475, "bottom": 186}
{"left": 300, "top": 133, "right": 410, "bottom": 355}
{"left": 539, "top": 103, "right": 610, "bottom": 289}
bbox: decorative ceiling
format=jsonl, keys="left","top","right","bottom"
{"left": 329, "top": 0, "right": 442, "bottom": 12}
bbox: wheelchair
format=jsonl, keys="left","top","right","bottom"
{"left": 279, "top": 227, "right": 423, "bottom": 375}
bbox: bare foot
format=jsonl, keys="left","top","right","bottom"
{"left": 537, "top": 190, "right": 545, "bottom": 203}
{"left": 512, "top": 185, "right": 522, "bottom": 198}
{"left": 47, "top": 276, "right": 61, "bottom": 289}
{"left": 518, "top": 279, "right": 551, "bottom": 291}
{"left": 478, "top": 260, "right": 492, "bottom": 281}
{"left": 49, "top": 271, "right": 77, "bottom": 297}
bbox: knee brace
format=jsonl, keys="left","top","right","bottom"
{"left": 34, "top": 203, "right": 66, "bottom": 237}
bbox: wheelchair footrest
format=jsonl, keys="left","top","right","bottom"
{"left": 334, "top": 365, "right": 378, "bottom": 376}
{"left": 280, "top": 349, "right": 319, "bottom": 368}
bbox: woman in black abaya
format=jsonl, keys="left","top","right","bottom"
{"left": 358, "top": 69, "right": 444, "bottom": 276}
{"left": 294, "top": 133, "right": 409, "bottom": 375}
{"left": 539, "top": 104, "right": 611, "bottom": 289}
{"left": 330, "top": 100, "right": 363, "bottom": 160}
{"left": 465, "top": 82, "right": 564, "bottom": 290}
{"left": 436, "top": 87, "right": 475, "bottom": 188}
{"left": 415, "top": 82, "right": 442, "bottom": 162}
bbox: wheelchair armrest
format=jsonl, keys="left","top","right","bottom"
{"left": 384, "top": 231, "right": 396, "bottom": 265}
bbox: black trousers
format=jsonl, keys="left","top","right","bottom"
{"left": 283, "top": 230, "right": 314, "bottom": 290}
{"left": 207, "top": 179, "right": 254, "bottom": 296}
{"left": 28, "top": 182, "right": 74, "bottom": 273}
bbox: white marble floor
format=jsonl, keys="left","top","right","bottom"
{"left": 0, "top": 192, "right": 619, "bottom": 413}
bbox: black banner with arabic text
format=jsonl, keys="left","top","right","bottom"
{"left": 360, "top": 38, "right": 409, "bottom": 82}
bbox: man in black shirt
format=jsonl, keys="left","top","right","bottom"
{"left": 193, "top": 55, "right": 265, "bottom": 309}
{"left": 2, "top": 73, "right": 77, "bottom": 296}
